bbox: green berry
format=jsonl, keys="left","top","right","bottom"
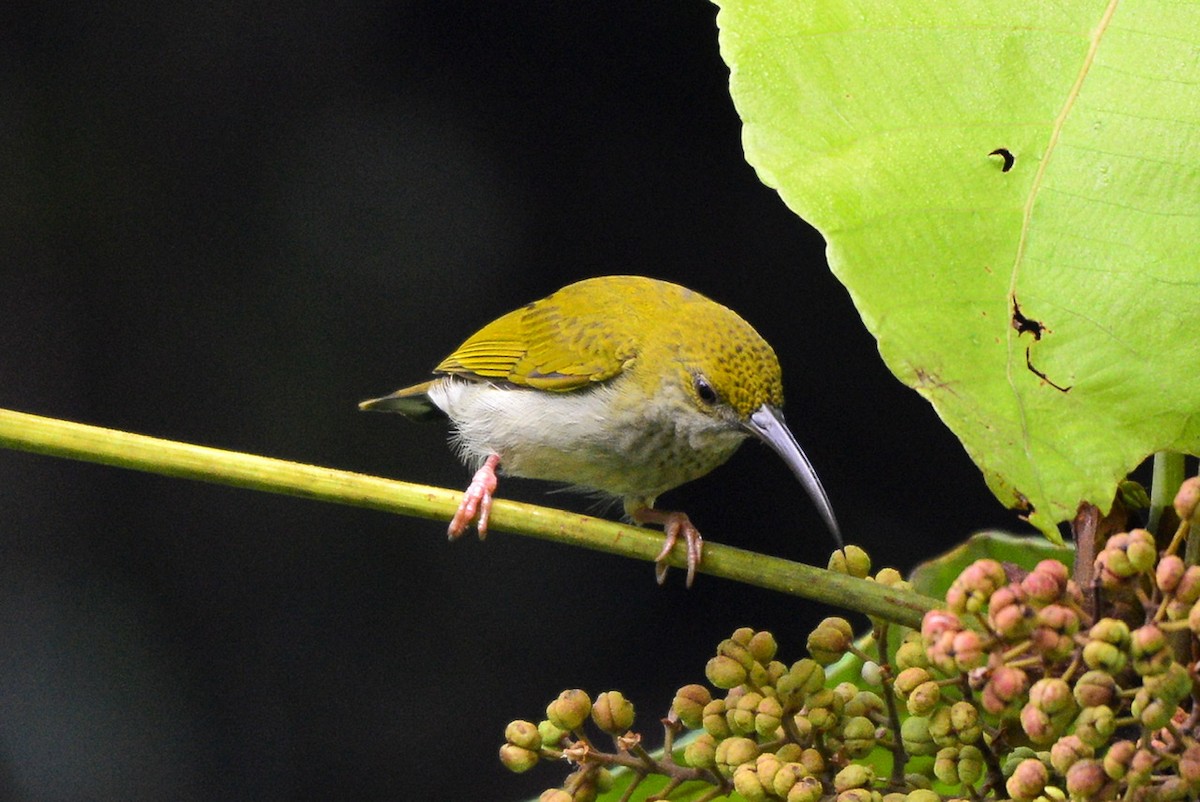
{"left": 702, "top": 699, "right": 730, "bottom": 738}
{"left": 505, "top": 720, "right": 542, "bottom": 751}
{"left": 683, "top": 733, "right": 717, "bottom": 769}
{"left": 591, "top": 691, "right": 634, "bottom": 735}
{"left": 1005, "top": 758, "right": 1048, "bottom": 801}
{"left": 538, "top": 719, "right": 567, "bottom": 747}
{"left": 906, "top": 680, "right": 940, "bottom": 717}
{"left": 733, "top": 763, "right": 768, "bottom": 802}
{"left": 714, "top": 737, "right": 760, "bottom": 777}
{"left": 546, "top": 689, "right": 592, "bottom": 731}
{"left": 499, "top": 743, "right": 539, "bottom": 773}
{"left": 706, "top": 655, "right": 748, "bottom": 689}
{"left": 672, "top": 684, "right": 711, "bottom": 729}
{"left": 900, "top": 715, "right": 936, "bottom": 756}
{"left": 747, "top": 630, "right": 778, "bottom": 664}
{"left": 833, "top": 764, "right": 874, "bottom": 791}
{"left": 807, "top": 617, "right": 853, "bottom": 665}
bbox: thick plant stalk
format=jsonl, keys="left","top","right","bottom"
{"left": 0, "top": 408, "right": 939, "bottom": 627}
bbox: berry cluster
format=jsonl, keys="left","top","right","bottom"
{"left": 500, "top": 477, "right": 1200, "bottom": 801}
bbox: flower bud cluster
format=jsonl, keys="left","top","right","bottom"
{"left": 502, "top": 491, "right": 1200, "bottom": 801}
{"left": 499, "top": 688, "right": 627, "bottom": 801}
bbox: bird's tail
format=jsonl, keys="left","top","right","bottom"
{"left": 358, "top": 380, "right": 444, "bottom": 421}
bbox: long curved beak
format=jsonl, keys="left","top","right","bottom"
{"left": 745, "top": 405, "right": 843, "bottom": 548}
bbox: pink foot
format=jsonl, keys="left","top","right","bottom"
{"left": 449, "top": 453, "right": 500, "bottom": 540}
{"left": 632, "top": 507, "right": 704, "bottom": 588}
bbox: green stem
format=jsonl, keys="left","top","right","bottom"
{"left": 1148, "top": 451, "right": 1185, "bottom": 537}
{"left": 0, "top": 408, "right": 939, "bottom": 627}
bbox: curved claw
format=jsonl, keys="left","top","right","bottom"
{"left": 449, "top": 454, "right": 501, "bottom": 540}
{"left": 635, "top": 507, "right": 704, "bottom": 588}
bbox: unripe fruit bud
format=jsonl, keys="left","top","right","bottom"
{"left": 706, "top": 655, "right": 748, "bottom": 689}
{"left": 952, "top": 630, "right": 986, "bottom": 670}
{"left": 785, "top": 776, "right": 822, "bottom": 802}
{"left": 1050, "top": 735, "right": 1092, "bottom": 774}
{"left": 950, "top": 701, "right": 982, "bottom": 743}
{"left": 921, "top": 610, "right": 962, "bottom": 641}
{"left": 934, "top": 747, "right": 960, "bottom": 785}
{"left": 702, "top": 699, "right": 730, "bottom": 738}
{"left": 683, "top": 733, "right": 717, "bottom": 768}
{"left": 505, "top": 720, "right": 542, "bottom": 751}
{"left": 538, "top": 719, "right": 567, "bottom": 746}
{"left": 1082, "top": 641, "right": 1126, "bottom": 674}
{"left": 731, "top": 627, "right": 755, "bottom": 645}
{"left": 1158, "top": 554, "right": 1185, "bottom": 593}
{"left": 1175, "top": 566, "right": 1200, "bottom": 605}
{"left": 874, "top": 567, "right": 904, "bottom": 587}
{"left": 1073, "top": 670, "right": 1117, "bottom": 708}
{"left": 1144, "top": 661, "right": 1192, "bottom": 705}
{"left": 718, "top": 638, "right": 756, "bottom": 670}
{"left": 1125, "top": 529, "right": 1157, "bottom": 573}
{"left": 1090, "top": 617, "right": 1131, "bottom": 645}
{"left": 1132, "top": 689, "right": 1173, "bottom": 730}
{"left": 1188, "top": 599, "right": 1200, "bottom": 635}
{"left": 733, "top": 763, "right": 768, "bottom": 802}
{"left": 1128, "top": 748, "right": 1157, "bottom": 785}
{"left": 714, "top": 737, "right": 760, "bottom": 777}
{"left": 1103, "top": 740, "right": 1136, "bottom": 780}
{"left": 1019, "top": 704, "right": 1054, "bottom": 745}
{"left": 747, "top": 630, "right": 778, "bottom": 664}
{"left": 591, "top": 691, "right": 634, "bottom": 734}
{"left": 833, "top": 764, "right": 874, "bottom": 791}
{"left": 1065, "top": 759, "right": 1105, "bottom": 799}
{"left": 958, "top": 744, "right": 985, "bottom": 786}
{"left": 840, "top": 715, "right": 876, "bottom": 757}
{"left": 894, "top": 666, "right": 932, "bottom": 697}
{"left": 546, "top": 689, "right": 592, "bottom": 731}
{"left": 894, "top": 640, "right": 930, "bottom": 671}
{"left": 1030, "top": 677, "right": 1074, "bottom": 715}
{"left": 828, "top": 544, "right": 871, "bottom": 578}
{"left": 1074, "top": 706, "right": 1116, "bottom": 748}
{"left": 906, "top": 681, "right": 941, "bottom": 717}
{"left": 672, "top": 684, "right": 711, "bottom": 729}
{"left": 754, "top": 752, "right": 782, "bottom": 788}
{"left": 539, "top": 790, "right": 572, "bottom": 802}
{"left": 726, "top": 691, "right": 761, "bottom": 736}
{"left": 1179, "top": 743, "right": 1200, "bottom": 788}
{"left": 754, "top": 695, "right": 784, "bottom": 738}
{"left": 990, "top": 598, "right": 1033, "bottom": 639}
{"left": 1006, "top": 758, "right": 1048, "bottom": 801}
{"left": 900, "top": 715, "right": 936, "bottom": 756}
{"left": 777, "top": 659, "right": 824, "bottom": 704}
{"left": 797, "top": 747, "right": 824, "bottom": 777}
{"left": 906, "top": 791, "right": 940, "bottom": 802}
{"left": 499, "top": 743, "right": 539, "bottom": 773}
{"left": 807, "top": 617, "right": 853, "bottom": 665}
{"left": 834, "top": 789, "right": 872, "bottom": 802}
{"left": 1130, "top": 624, "right": 1171, "bottom": 676}
{"left": 1175, "top": 476, "right": 1200, "bottom": 521}
{"left": 1021, "top": 568, "right": 1062, "bottom": 605}
{"left": 947, "top": 559, "right": 1006, "bottom": 613}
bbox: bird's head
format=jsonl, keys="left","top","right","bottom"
{"left": 646, "top": 302, "right": 842, "bottom": 547}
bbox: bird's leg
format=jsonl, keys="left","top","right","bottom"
{"left": 631, "top": 506, "right": 704, "bottom": 588}
{"left": 449, "top": 453, "right": 501, "bottom": 540}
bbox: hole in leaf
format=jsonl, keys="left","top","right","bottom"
{"left": 989, "top": 148, "right": 1015, "bottom": 172}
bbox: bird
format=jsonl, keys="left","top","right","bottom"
{"left": 359, "top": 275, "right": 841, "bottom": 586}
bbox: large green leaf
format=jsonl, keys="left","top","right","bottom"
{"left": 714, "top": 0, "right": 1200, "bottom": 539}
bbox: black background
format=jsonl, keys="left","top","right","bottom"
{"left": 1, "top": 3, "right": 1037, "bottom": 800}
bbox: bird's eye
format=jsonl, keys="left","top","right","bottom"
{"left": 693, "top": 375, "right": 718, "bottom": 405}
